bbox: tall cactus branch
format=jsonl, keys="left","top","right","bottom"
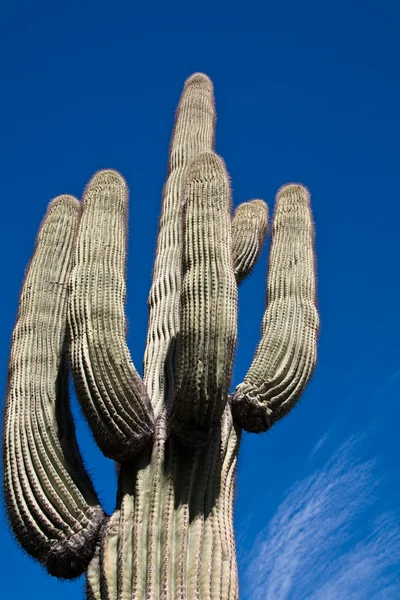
{"left": 3, "top": 73, "right": 319, "bottom": 599}
{"left": 170, "top": 151, "right": 237, "bottom": 444}
{"left": 3, "top": 196, "right": 105, "bottom": 579}
{"left": 68, "top": 170, "right": 154, "bottom": 462}
{"left": 144, "top": 73, "right": 216, "bottom": 419}
{"left": 231, "top": 184, "right": 319, "bottom": 432}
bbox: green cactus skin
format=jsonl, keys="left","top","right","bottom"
{"left": 3, "top": 73, "right": 319, "bottom": 598}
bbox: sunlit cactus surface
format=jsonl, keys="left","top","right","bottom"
{"left": 3, "top": 73, "right": 319, "bottom": 599}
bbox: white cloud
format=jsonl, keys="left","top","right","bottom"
{"left": 242, "top": 426, "right": 400, "bottom": 600}
{"left": 308, "top": 431, "right": 329, "bottom": 459}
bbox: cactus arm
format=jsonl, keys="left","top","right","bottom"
{"left": 169, "top": 151, "right": 238, "bottom": 445}
{"left": 232, "top": 199, "right": 268, "bottom": 284}
{"left": 144, "top": 73, "right": 216, "bottom": 418}
{"left": 68, "top": 170, "right": 154, "bottom": 463}
{"left": 231, "top": 184, "right": 319, "bottom": 432}
{"left": 3, "top": 195, "right": 105, "bottom": 579}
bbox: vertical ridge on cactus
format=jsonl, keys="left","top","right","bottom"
{"left": 3, "top": 74, "right": 319, "bottom": 598}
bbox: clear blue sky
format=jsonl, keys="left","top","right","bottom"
{"left": 1, "top": 1, "right": 400, "bottom": 598}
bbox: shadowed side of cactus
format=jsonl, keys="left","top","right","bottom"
{"left": 3, "top": 73, "right": 319, "bottom": 599}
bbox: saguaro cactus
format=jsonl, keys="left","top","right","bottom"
{"left": 3, "top": 73, "right": 319, "bottom": 598}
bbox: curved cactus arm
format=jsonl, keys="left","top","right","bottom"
{"left": 232, "top": 199, "right": 268, "bottom": 284}
{"left": 231, "top": 184, "right": 319, "bottom": 432}
{"left": 169, "top": 151, "right": 238, "bottom": 445}
{"left": 68, "top": 170, "right": 154, "bottom": 463}
{"left": 144, "top": 73, "right": 216, "bottom": 418}
{"left": 3, "top": 196, "right": 105, "bottom": 579}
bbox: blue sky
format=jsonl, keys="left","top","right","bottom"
{"left": 1, "top": 1, "right": 400, "bottom": 598}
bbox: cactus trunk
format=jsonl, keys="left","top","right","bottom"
{"left": 87, "top": 410, "right": 240, "bottom": 600}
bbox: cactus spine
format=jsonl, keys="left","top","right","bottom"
{"left": 3, "top": 73, "right": 319, "bottom": 599}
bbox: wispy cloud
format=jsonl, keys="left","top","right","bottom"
{"left": 242, "top": 375, "right": 400, "bottom": 600}
{"left": 308, "top": 431, "right": 329, "bottom": 459}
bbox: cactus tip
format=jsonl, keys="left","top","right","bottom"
{"left": 47, "top": 194, "right": 80, "bottom": 212}
{"left": 276, "top": 183, "right": 310, "bottom": 201}
{"left": 89, "top": 169, "right": 126, "bottom": 186}
{"left": 236, "top": 198, "right": 268, "bottom": 214}
{"left": 184, "top": 72, "right": 214, "bottom": 91}
{"left": 186, "top": 151, "right": 226, "bottom": 184}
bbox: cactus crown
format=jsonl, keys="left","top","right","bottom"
{"left": 3, "top": 73, "right": 319, "bottom": 598}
